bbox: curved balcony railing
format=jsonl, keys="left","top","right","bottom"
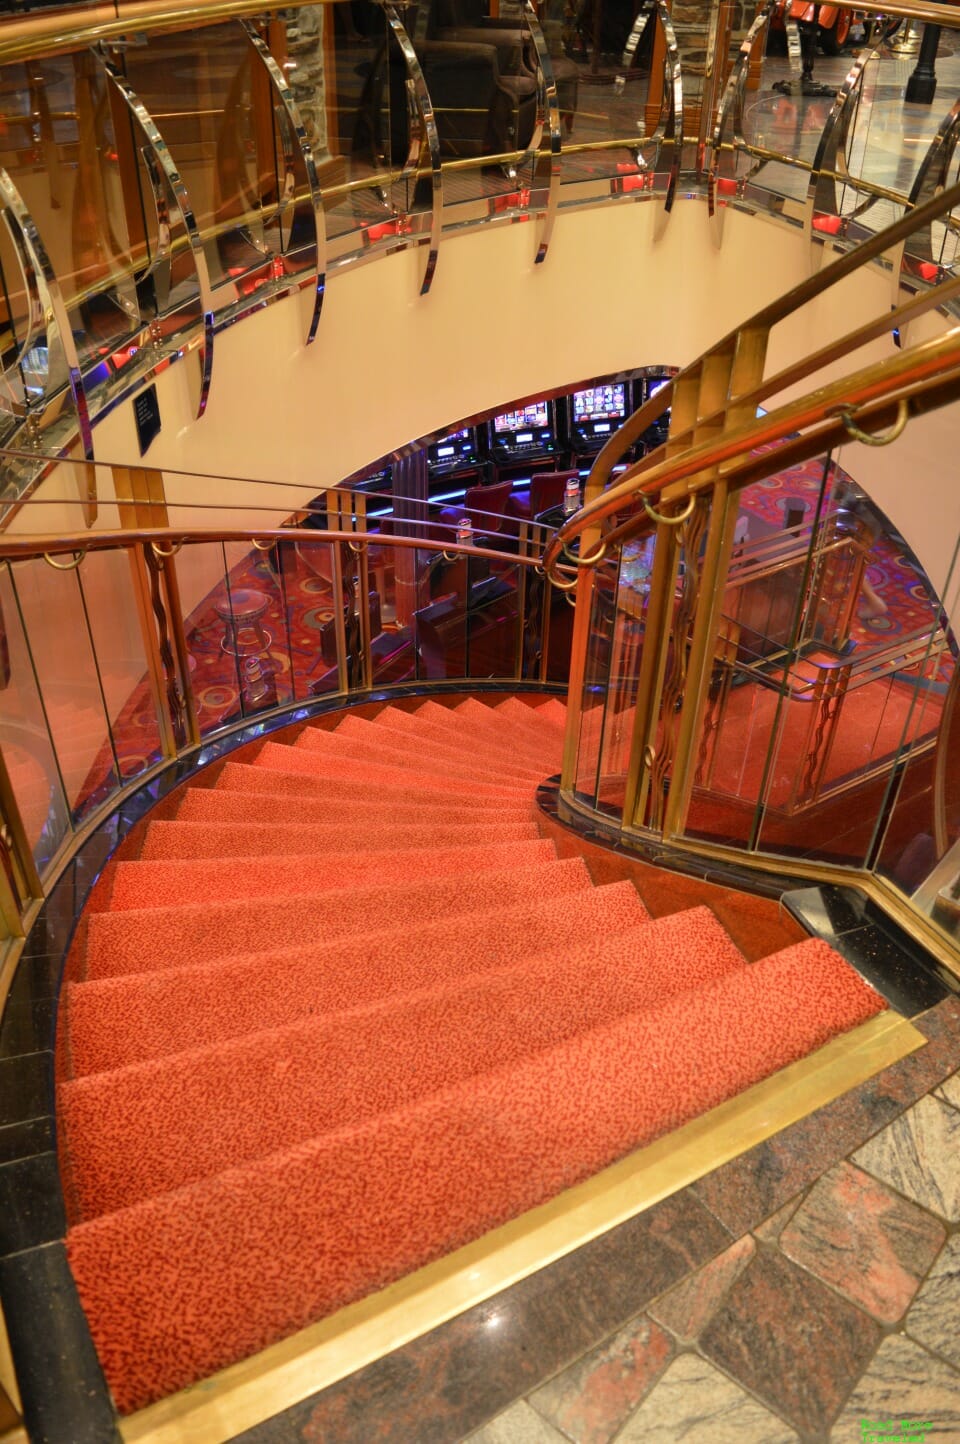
{"left": 534, "top": 160, "right": 960, "bottom": 970}
{"left": 0, "top": 483, "right": 568, "bottom": 944}
{"left": 3, "top": 0, "right": 960, "bottom": 497}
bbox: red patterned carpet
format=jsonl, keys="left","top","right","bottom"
{"left": 56, "top": 699, "right": 886, "bottom": 1414}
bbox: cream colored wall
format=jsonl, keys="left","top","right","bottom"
{"left": 9, "top": 194, "right": 959, "bottom": 621}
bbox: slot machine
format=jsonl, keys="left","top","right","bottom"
{"left": 569, "top": 381, "right": 628, "bottom": 457}
{"left": 488, "top": 399, "right": 557, "bottom": 476}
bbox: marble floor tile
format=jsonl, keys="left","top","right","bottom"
{"left": 648, "top": 1236, "right": 755, "bottom": 1343}
{"left": 753, "top": 1194, "right": 806, "bottom": 1244}
{"left": 905, "top": 1234, "right": 960, "bottom": 1371}
{"left": 466, "top": 1401, "right": 568, "bottom": 1444}
{"left": 614, "top": 1353, "right": 797, "bottom": 1444}
{"left": 829, "top": 1334, "right": 960, "bottom": 1443}
{"left": 527, "top": 1315, "right": 673, "bottom": 1444}
{"left": 699, "top": 1248, "right": 881, "bottom": 1435}
{"left": 779, "top": 1161, "right": 946, "bottom": 1323}
{"left": 853, "top": 1095, "right": 960, "bottom": 1223}
{"left": 690, "top": 995, "right": 960, "bottom": 1239}
{"left": 935, "top": 1069, "right": 960, "bottom": 1111}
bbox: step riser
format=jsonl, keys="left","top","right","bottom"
{"left": 106, "top": 839, "right": 557, "bottom": 911}
{"left": 81, "top": 858, "right": 594, "bottom": 979}
{"left": 64, "top": 941, "right": 883, "bottom": 1415}
{"left": 61, "top": 908, "right": 743, "bottom": 1219}
{"left": 64, "top": 882, "right": 650, "bottom": 1078}
{"left": 139, "top": 817, "right": 541, "bottom": 862}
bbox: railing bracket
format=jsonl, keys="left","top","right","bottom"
{"left": 835, "top": 398, "right": 910, "bottom": 446}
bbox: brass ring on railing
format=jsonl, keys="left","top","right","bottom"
{"left": 548, "top": 567, "right": 580, "bottom": 592}
{"left": 644, "top": 495, "right": 696, "bottom": 526}
{"left": 577, "top": 538, "right": 608, "bottom": 567}
{"left": 835, "top": 398, "right": 910, "bottom": 447}
{"left": 43, "top": 550, "right": 84, "bottom": 571}
{"left": 346, "top": 539, "right": 365, "bottom": 554}
{"left": 150, "top": 541, "right": 183, "bottom": 559}
{"left": 251, "top": 538, "right": 276, "bottom": 552}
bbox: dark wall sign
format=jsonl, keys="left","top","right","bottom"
{"left": 134, "top": 385, "right": 161, "bottom": 456}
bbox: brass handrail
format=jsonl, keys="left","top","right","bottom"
{"left": 0, "top": 524, "right": 545, "bottom": 565}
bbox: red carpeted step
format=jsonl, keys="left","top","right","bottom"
{"left": 211, "top": 760, "right": 517, "bottom": 810}
{"left": 358, "top": 705, "right": 562, "bottom": 768}
{"left": 533, "top": 697, "right": 567, "bottom": 728}
{"left": 456, "top": 697, "right": 563, "bottom": 746}
{"left": 80, "top": 856, "right": 594, "bottom": 978}
{"left": 174, "top": 787, "right": 537, "bottom": 829}
{"left": 491, "top": 697, "right": 567, "bottom": 738}
{"left": 292, "top": 726, "right": 548, "bottom": 789}
{"left": 60, "top": 906, "right": 744, "bottom": 1220}
{"left": 105, "top": 838, "right": 558, "bottom": 911}
{"left": 64, "top": 939, "right": 884, "bottom": 1414}
{"left": 63, "top": 881, "right": 651, "bottom": 1079}
{"left": 326, "top": 713, "right": 555, "bottom": 780}
{"left": 250, "top": 740, "right": 530, "bottom": 800}
{"left": 138, "top": 814, "right": 540, "bottom": 861}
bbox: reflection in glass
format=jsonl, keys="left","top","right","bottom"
{"left": 0, "top": 562, "right": 70, "bottom": 870}
{"left": 8, "top": 556, "right": 119, "bottom": 823}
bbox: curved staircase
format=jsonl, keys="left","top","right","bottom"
{"left": 54, "top": 696, "right": 887, "bottom": 1415}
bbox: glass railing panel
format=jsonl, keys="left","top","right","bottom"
{"left": 207, "top": 539, "right": 297, "bottom": 718}
{"left": 76, "top": 547, "right": 165, "bottom": 783}
{"left": 7, "top": 554, "right": 119, "bottom": 822}
{"left": 555, "top": 19, "right": 668, "bottom": 194}
{"left": 177, "top": 541, "right": 244, "bottom": 735}
{"left": 121, "top": 26, "right": 271, "bottom": 299}
{"left": 682, "top": 460, "right": 830, "bottom": 850}
{"left": 574, "top": 553, "right": 622, "bottom": 808}
{"left": 0, "top": 561, "right": 71, "bottom": 870}
{"left": 0, "top": 54, "right": 142, "bottom": 379}
{"left": 594, "top": 534, "right": 657, "bottom": 815}
{"left": 409, "top": 541, "right": 522, "bottom": 682}
{"left": 872, "top": 524, "right": 960, "bottom": 937}
{"left": 319, "top": 1, "right": 407, "bottom": 248}
{"left": 280, "top": 532, "right": 349, "bottom": 701}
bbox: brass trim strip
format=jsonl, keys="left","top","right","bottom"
{"left": 118, "top": 1010, "right": 923, "bottom": 1444}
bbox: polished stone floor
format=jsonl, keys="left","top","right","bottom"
{"left": 238, "top": 990, "right": 960, "bottom": 1444}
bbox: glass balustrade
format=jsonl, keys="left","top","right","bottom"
{"left": 3, "top": 0, "right": 960, "bottom": 484}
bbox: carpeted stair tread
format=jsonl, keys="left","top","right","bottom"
{"left": 59, "top": 907, "right": 748, "bottom": 1220}
{"left": 459, "top": 697, "right": 565, "bottom": 744}
{"left": 349, "top": 707, "right": 562, "bottom": 771}
{"left": 138, "top": 815, "right": 541, "bottom": 861}
{"left": 174, "top": 788, "right": 536, "bottom": 828}
{"left": 80, "top": 856, "right": 594, "bottom": 978}
{"left": 63, "top": 882, "right": 651, "bottom": 1079}
{"left": 325, "top": 712, "right": 556, "bottom": 778}
{"left": 210, "top": 761, "right": 520, "bottom": 810}
{"left": 105, "top": 839, "right": 558, "bottom": 911}
{"left": 64, "top": 938, "right": 884, "bottom": 1414}
{"left": 491, "top": 697, "right": 567, "bottom": 738}
{"left": 293, "top": 724, "right": 551, "bottom": 786}
{"left": 250, "top": 740, "right": 530, "bottom": 800}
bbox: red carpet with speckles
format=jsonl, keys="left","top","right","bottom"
{"left": 56, "top": 696, "right": 887, "bottom": 1415}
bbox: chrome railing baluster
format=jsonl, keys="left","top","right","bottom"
{"left": 241, "top": 19, "right": 327, "bottom": 345}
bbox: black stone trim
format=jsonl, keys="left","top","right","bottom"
{"left": 783, "top": 884, "right": 956, "bottom": 1016}
{"left": 537, "top": 783, "right": 959, "bottom": 1019}
{"left": 0, "top": 1244, "right": 121, "bottom": 1444}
